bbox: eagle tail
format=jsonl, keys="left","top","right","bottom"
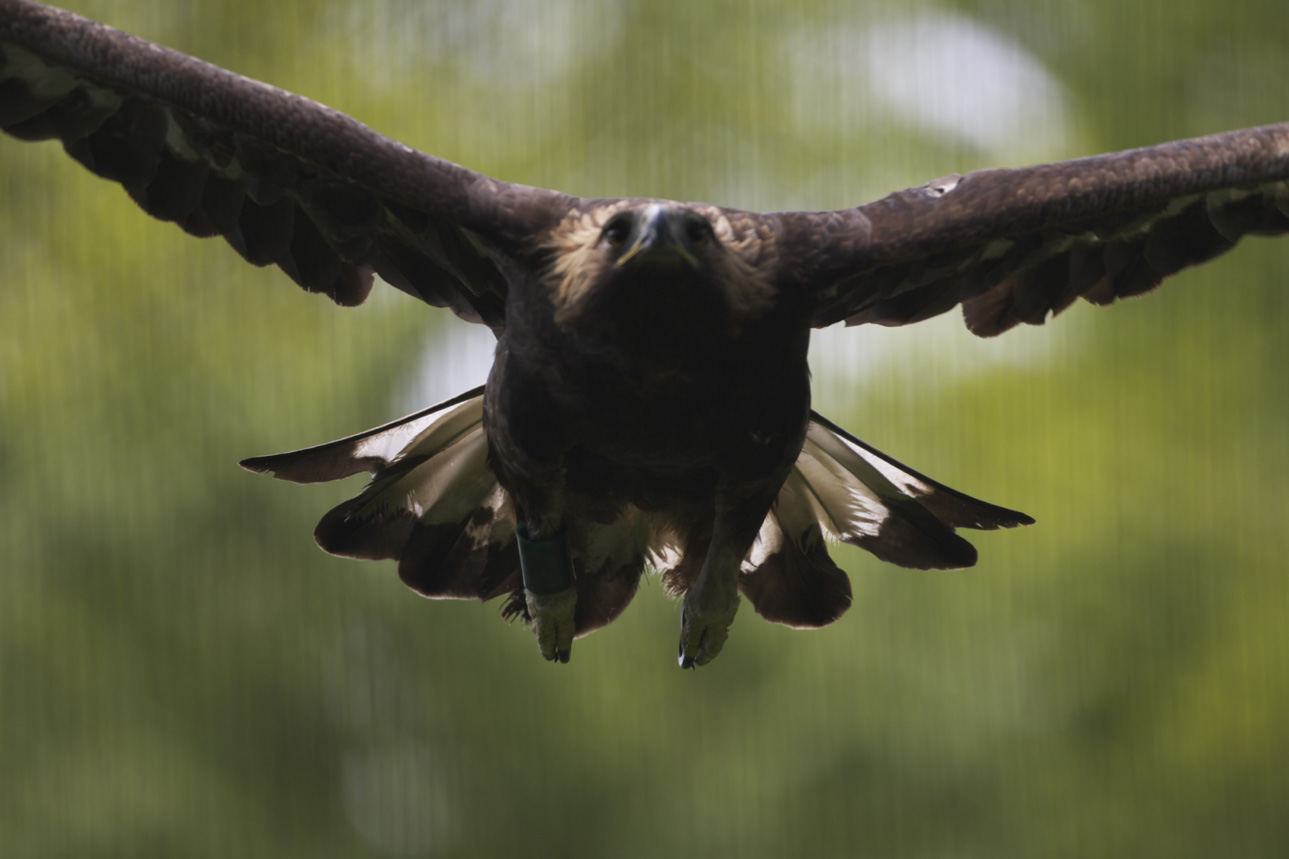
{"left": 242, "top": 392, "right": 1032, "bottom": 636}
{"left": 239, "top": 386, "right": 644, "bottom": 638}
{"left": 738, "top": 412, "right": 1034, "bottom": 629}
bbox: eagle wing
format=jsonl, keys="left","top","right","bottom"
{"left": 8, "top": 2, "right": 1288, "bottom": 338}
{"left": 792, "top": 124, "right": 1289, "bottom": 336}
{"left": 0, "top": 0, "right": 575, "bottom": 329}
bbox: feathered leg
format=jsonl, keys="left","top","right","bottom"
{"left": 515, "top": 518, "right": 578, "bottom": 664}
{"left": 484, "top": 349, "right": 582, "bottom": 664}
{"left": 677, "top": 477, "right": 780, "bottom": 669}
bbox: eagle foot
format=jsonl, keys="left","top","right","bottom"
{"left": 525, "top": 586, "right": 578, "bottom": 664}
{"left": 514, "top": 523, "right": 578, "bottom": 662}
{"left": 678, "top": 591, "right": 740, "bottom": 669}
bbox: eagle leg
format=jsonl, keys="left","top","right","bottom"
{"left": 524, "top": 586, "right": 578, "bottom": 664}
{"left": 678, "top": 558, "right": 741, "bottom": 669}
{"left": 516, "top": 524, "right": 578, "bottom": 663}
{"left": 677, "top": 485, "right": 775, "bottom": 669}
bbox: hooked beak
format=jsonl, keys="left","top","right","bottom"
{"left": 616, "top": 206, "right": 700, "bottom": 269}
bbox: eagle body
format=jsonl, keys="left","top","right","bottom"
{"left": 485, "top": 204, "right": 815, "bottom": 663}
{"left": 488, "top": 263, "right": 813, "bottom": 522}
{"left": 5, "top": 0, "right": 1289, "bottom": 666}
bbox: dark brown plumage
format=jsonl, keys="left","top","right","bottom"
{"left": 3, "top": 0, "right": 1287, "bottom": 666}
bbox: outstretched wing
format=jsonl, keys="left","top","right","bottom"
{"left": 791, "top": 124, "right": 1289, "bottom": 336}
{"left": 0, "top": 0, "right": 575, "bottom": 329}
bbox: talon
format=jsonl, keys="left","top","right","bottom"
{"left": 677, "top": 591, "right": 739, "bottom": 669}
{"left": 525, "top": 586, "right": 578, "bottom": 665}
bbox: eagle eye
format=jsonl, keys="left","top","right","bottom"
{"left": 685, "top": 219, "right": 712, "bottom": 247}
{"left": 602, "top": 216, "right": 631, "bottom": 248}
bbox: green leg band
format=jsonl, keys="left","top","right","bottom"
{"left": 516, "top": 524, "right": 574, "bottom": 595}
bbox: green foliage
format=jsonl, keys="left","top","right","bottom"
{"left": 2, "top": 0, "right": 1287, "bottom": 855}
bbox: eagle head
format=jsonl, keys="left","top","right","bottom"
{"left": 541, "top": 202, "right": 777, "bottom": 333}
{"left": 603, "top": 204, "right": 715, "bottom": 270}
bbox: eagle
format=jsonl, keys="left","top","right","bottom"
{"left": 3, "top": 0, "right": 1287, "bottom": 667}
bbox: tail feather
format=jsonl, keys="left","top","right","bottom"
{"left": 396, "top": 484, "right": 520, "bottom": 601}
{"left": 239, "top": 386, "right": 486, "bottom": 483}
{"left": 805, "top": 412, "right": 1035, "bottom": 533}
{"left": 739, "top": 495, "right": 853, "bottom": 628}
{"left": 242, "top": 387, "right": 642, "bottom": 637}
{"left": 735, "top": 413, "right": 1033, "bottom": 627}
{"left": 242, "top": 389, "right": 1033, "bottom": 636}
{"left": 310, "top": 408, "right": 497, "bottom": 560}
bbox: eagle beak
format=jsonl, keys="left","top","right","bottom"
{"left": 616, "top": 206, "right": 700, "bottom": 268}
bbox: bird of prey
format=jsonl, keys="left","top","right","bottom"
{"left": 3, "top": 0, "right": 1288, "bottom": 668}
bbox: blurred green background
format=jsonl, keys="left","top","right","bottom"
{"left": 3, "top": 0, "right": 1288, "bottom": 855}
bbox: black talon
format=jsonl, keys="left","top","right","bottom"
{"left": 679, "top": 609, "right": 691, "bottom": 668}
{"left": 557, "top": 649, "right": 570, "bottom": 664}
